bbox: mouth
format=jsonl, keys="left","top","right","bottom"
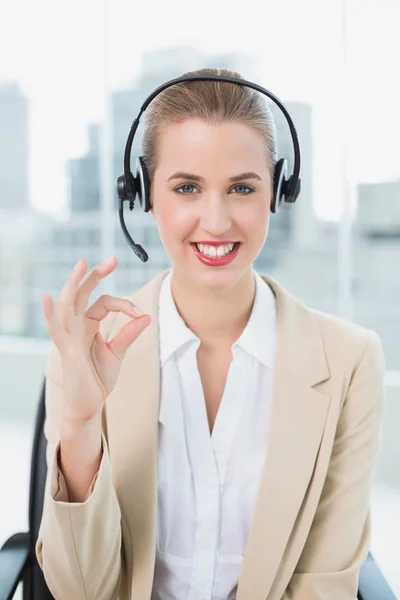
{"left": 192, "top": 241, "right": 239, "bottom": 254}
{"left": 190, "top": 242, "right": 241, "bottom": 266}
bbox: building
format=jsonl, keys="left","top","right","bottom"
{"left": 0, "top": 82, "right": 29, "bottom": 210}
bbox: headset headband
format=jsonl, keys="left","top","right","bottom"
{"left": 117, "top": 74, "right": 302, "bottom": 262}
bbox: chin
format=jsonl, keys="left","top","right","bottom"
{"left": 185, "top": 261, "right": 249, "bottom": 292}
{"left": 195, "top": 271, "right": 238, "bottom": 288}
{"left": 170, "top": 242, "right": 254, "bottom": 288}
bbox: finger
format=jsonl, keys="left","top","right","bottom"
{"left": 74, "top": 257, "right": 118, "bottom": 316}
{"left": 42, "top": 294, "right": 71, "bottom": 353}
{"left": 85, "top": 295, "right": 146, "bottom": 322}
{"left": 56, "top": 259, "right": 89, "bottom": 326}
{"left": 107, "top": 314, "right": 152, "bottom": 361}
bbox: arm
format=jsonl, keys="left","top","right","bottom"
{"left": 59, "top": 410, "right": 103, "bottom": 504}
{"left": 35, "top": 314, "right": 124, "bottom": 600}
{"left": 282, "top": 331, "right": 386, "bottom": 600}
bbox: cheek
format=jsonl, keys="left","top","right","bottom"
{"left": 237, "top": 201, "right": 270, "bottom": 234}
{"left": 156, "top": 197, "right": 195, "bottom": 240}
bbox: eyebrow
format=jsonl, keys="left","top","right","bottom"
{"left": 167, "top": 171, "right": 262, "bottom": 183}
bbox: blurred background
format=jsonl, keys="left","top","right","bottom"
{"left": 0, "top": 0, "right": 399, "bottom": 597}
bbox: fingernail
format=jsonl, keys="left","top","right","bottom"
{"left": 133, "top": 305, "right": 144, "bottom": 316}
{"left": 73, "top": 260, "right": 81, "bottom": 271}
{"left": 103, "top": 256, "right": 116, "bottom": 266}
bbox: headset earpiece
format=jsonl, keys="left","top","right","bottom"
{"left": 116, "top": 172, "right": 136, "bottom": 204}
{"left": 293, "top": 177, "right": 301, "bottom": 202}
{"left": 135, "top": 156, "right": 152, "bottom": 212}
{"left": 116, "top": 157, "right": 151, "bottom": 212}
{"left": 271, "top": 158, "right": 287, "bottom": 214}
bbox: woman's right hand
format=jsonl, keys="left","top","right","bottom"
{"left": 41, "top": 256, "right": 151, "bottom": 423}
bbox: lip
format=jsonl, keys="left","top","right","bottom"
{"left": 193, "top": 241, "right": 238, "bottom": 246}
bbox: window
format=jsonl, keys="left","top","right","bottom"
{"left": 0, "top": 0, "right": 399, "bottom": 595}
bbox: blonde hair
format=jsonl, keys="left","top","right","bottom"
{"left": 141, "top": 67, "right": 278, "bottom": 184}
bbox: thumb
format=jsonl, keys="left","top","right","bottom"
{"left": 107, "top": 314, "right": 152, "bottom": 360}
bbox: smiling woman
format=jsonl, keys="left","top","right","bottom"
{"left": 35, "top": 67, "right": 389, "bottom": 600}
{"left": 143, "top": 68, "right": 278, "bottom": 301}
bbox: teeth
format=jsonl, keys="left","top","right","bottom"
{"left": 196, "top": 243, "right": 235, "bottom": 258}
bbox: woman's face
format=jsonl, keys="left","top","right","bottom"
{"left": 150, "top": 119, "right": 273, "bottom": 291}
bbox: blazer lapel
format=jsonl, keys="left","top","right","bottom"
{"left": 237, "top": 274, "right": 332, "bottom": 600}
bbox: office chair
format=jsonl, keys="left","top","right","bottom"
{"left": 0, "top": 378, "right": 397, "bottom": 599}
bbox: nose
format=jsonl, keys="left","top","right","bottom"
{"left": 199, "top": 194, "right": 232, "bottom": 236}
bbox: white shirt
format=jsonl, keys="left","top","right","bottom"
{"left": 151, "top": 269, "right": 277, "bottom": 600}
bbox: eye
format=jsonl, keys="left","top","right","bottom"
{"left": 229, "top": 184, "right": 255, "bottom": 195}
{"left": 174, "top": 183, "right": 199, "bottom": 194}
{"left": 173, "top": 183, "right": 256, "bottom": 195}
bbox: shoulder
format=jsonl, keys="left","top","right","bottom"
{"left": 310, "top": 306, "right": 385, "bottom": 374}
{"left": 312, "top": 306, "right": 379, "bottom": 352}
{"left": 259, "top": 272, "right": 386, "bottom": 379}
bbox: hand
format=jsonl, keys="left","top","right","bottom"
{"left": 42, "top": 256, "right": 151, "bottom": 423}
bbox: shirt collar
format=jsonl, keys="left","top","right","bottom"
{"left": 234, "top": 270, "right": 276, "bottom": 368}
{"left": 158, "top": 268, "right": 276, "bottom": 368}
{"left": 158, "top": 270, "right": 198, "bottom": 367}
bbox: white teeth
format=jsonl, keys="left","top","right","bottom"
{"left": 196, "top": 243, "right": 235, "bottom": 258}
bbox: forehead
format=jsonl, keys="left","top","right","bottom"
{"left": 156, "top": 119, "right": 268, "bottom": 169}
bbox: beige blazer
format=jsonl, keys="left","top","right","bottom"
{"left": 36, "top": 269, "right": 386, "bottom": 600}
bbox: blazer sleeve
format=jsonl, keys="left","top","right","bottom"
{"left": 282, "top": 330, "right": 386, "bottom": 600}
{"left": 35, "top": 310, "right": 123, "bottom": 600}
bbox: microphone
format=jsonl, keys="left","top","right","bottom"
{"left": 132, "top": 243, "right": 148, "bottom": 262}
{"left": 118, "top": 190, "right": 149, "bottom": 262}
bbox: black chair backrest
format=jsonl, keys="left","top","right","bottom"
{"left": 24, "top": 377, "right": 54, "bottom": 600}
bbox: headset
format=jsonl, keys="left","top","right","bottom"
{"left": 116, "top": 74, "right": 302, "bottom": 262}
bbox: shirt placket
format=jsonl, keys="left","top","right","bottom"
{"left": 211, "top": 348, "right": 249, "bottom": 487}
{"left": 210, "top": 348, "right": 252, "bottom": 599}
{"left": 179, "top": 343, "right": 220, "bottom": 600}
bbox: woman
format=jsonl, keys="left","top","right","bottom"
{"left": 36, "top": 68, "right": 386, "bottom": 600}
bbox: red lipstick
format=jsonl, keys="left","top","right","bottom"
{"left": 191, "top": 242, "right": 240, "bottom": 267}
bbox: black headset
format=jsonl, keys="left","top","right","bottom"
{"left": 116, "top": 74, "right": 302, "bottom": 263}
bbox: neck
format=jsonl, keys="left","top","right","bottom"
{"left": 170, "top": 266, "right": 256, "bottom": 350}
